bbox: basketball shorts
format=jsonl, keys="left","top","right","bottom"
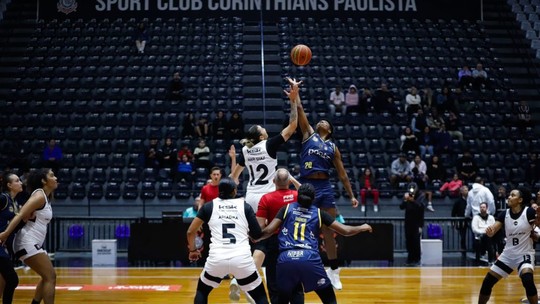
{"left": 490, "top": 250, "right": 535, "bottom": 278}
{"left": 300, "top": 178, "right": 336, "bottom": 209}
{"left": 201, "top": 252, "right": 261, "bottom": 292}
{"left": 276, "top": 249, "right": 331, "bottom": 293}
{"left": 13, "top": 235, "right": 47, "bottom": 262}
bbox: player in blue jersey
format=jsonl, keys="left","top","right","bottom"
{"left": 294, "top": 88, "right": 359, "bottom": 289}
{"left": 258, "top": 183, "right": 372, "bottom": 303}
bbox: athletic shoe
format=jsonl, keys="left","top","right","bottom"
{"left": 361, "top": 205, "right": 366, "bottom": 212}
{"left": 373, "top": 205, "right": 379, "bottom": 212}
{"left": 229, "top": 278, "right": 240, "bottom": 301}
{"left": 427, "top": 204, "right": 435, "bottom": 212}
{"left": 326, "top": 268, "right": 343, "bottom": 290}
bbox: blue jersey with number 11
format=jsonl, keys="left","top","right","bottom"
{"left": 300, "top": 133, "right": 335, "bottom": 177}
{"left": 278, "top": 202, "right": 321, "bottom": 254}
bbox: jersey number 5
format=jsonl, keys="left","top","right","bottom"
{"left": 222, "top": 223, "right": 236, "bottom": 244}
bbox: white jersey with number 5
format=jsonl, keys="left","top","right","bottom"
{"left": 242, "top": 139, "right": 277, "bottom": 195}
{"left": 207, "top": 198, "right": 250, "bottom": 259}
{"left": 503, "top": 207, "right": 534, "bottom": 256}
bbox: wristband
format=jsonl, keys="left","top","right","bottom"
{"left": 189, "top": 249, "right": 198, "bottom": 253}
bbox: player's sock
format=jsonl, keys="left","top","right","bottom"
{"left": 329, "top": 259, "right": 339, "bottom": 270}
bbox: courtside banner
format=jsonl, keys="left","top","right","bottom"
{"left": 41, "top": 0, "right": 480, "bottom": 20}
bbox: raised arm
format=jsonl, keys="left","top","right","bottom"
{"left": 281, "top": 78, "right": 300, "bottom": 141}
{"left": 228, "top": 144, "right": 237, "bottom": 173}
{"left": 333, "top": 147, "right": 359, "bottom": 208}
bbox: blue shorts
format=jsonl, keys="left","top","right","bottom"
{"left": 276, "top": 250, "right": 331, "bottom": 293}
{"left": 299, "top": 178, "right": 335, "bottom": 208}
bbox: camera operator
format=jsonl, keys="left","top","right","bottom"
{"left": 399, "top": 182, "right": 426, "bottom": 266}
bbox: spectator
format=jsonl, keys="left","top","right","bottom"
{"left": 328, "top": 85, "right": 345, "bottom": 116}
{"left": 399, "top": 182, "right": 425, "bottom": 266}
{"left": 471, "top": 202, "right": 495, "bottom": 264}
{"left": 458, "top": 65, "right": 473, "bottom": 89}
{"left": 456, "top": 150, "right": 478, "bottom": 184}
{"left": 445, "top": 111, "right": 464, "bottom": 142}
{"left": 344, "top": 84, "right": 360, "bottom": 115}
{"left": 228, "top": 111, "right": 245, "bottom": 140}
{"left": 374, "top": 83, "right": 397, "bottom": 114}
{"left": 168, "top": 72, "right": 184, "bottom": 100}
{"left": 418, "top": 126, "right": 434, "bottom": 159}
{"left": 181, "top": 112, "right": 196, "bottom": 139}
{"left": 472, "top": 63, "right": 489, "bottom": 90}
{"left": 425, "top": 107, "right": 445, "bottom": 131}
{"left": 400, "top": 126, "right": 420, "bottom": 157}
{"left": 433, "top": 124, "right": 452, "bottom": 155}
{"left": 133, "top": 22, "right": 148, "bottom": 54}
{"left": 177, "top": 143, "right": 193, "bottom": 162}
{"left": 194, "top": 166, "right": 222, "bottom": 211}
{"left": 176, "top": 154, "right": 194, "bottom": 185}
{"left": 42, "top": 139, "right": 63, "bottom": 173}
{"left": 144, "top": 138, "right": 160, "bottom": 169}
{"left": 405, "top": 86, "right": 422, "bottom": 118}
{"left": 421, "top": 87, "right": 433, "bottom": 110}
{"left": 452, "top": 185, "right": 469, "bottom": 253}
{"left": 524, "top": 153, "right": 539, "bottom": 186}
{"left": 426, "top": 155, "right": 446, "bottom": 185}
{"left": 439, "top": 173, "right": 463, "bottom": 197}
{"left": 359, "top": 88, "right": 373, "bottom": 114}
{"left": 493, "top": 185, "right": 507, "bottom": 256}
{"left": 410, "top": 108, "right": 427, "bottom": 136}
{"left": 159, "top": 136, "right": 178, "bottom": 172}
{"left": 410, "top": 154, "right": 434, "bottom": 211}
{"left": 195, "top": 115, "right": 210, "bottom": 139}
{"left": 390, "top": 153, "right": 412, "bottom": 188}
{"left": 359, "top": 167, "right": 379, "bottom": 213}
{"left": 211, "top": 110, "right": 228, "bottom": 140}
{"left": 516, "top": 100, "right": 533, "bottom": 135}
{"left": 465, "top": 176, "right": 495, "bottom": 218}
{"left": 193, "top": 139, "right": 212, "bottom": 173}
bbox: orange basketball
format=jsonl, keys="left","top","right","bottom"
{"left": 290, "top": 44, "right": 312, "bottom": 66}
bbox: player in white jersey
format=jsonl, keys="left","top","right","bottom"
{"left": 230, "top": 77, "right": 300, "bottom": 213}
{"left": 0, "top": 168, "right": 57, "bottom": 304}
{"left": 478, "top": 187, "right": 537, "bottom": 304}
{"left": 187, "top": 177, "right": 269, "bottom": 304}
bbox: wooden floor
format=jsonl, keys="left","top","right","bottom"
{"left": 12, "top": 267, "right": 532, "bottom": 303}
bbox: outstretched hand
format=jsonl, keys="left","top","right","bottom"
{"left": 228, "top": 144, "right": 236, "bottom": 159}
{"left": 284, "top": 77, "right": 303, "bottom": 103}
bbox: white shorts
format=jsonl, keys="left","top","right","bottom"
{"left": 245, "top": 192, "right": 266, "bottom": 213}
{"left": 490, "top": 251, "right": 535, "bottom": 278}
{"left": 201, "top": 253, "right": 261, "bottom": 292}
{"left": 12, "top": 238, "right": 47, "bottom": 262}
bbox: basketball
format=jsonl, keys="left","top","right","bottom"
{"left": 290, "top": 44, "right": 312, "bottom": 66}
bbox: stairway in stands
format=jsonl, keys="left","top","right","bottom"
{"left": 483, "top": 0, "right": 540, "bottom": 128}
{"left": 0, "top": 1, "right": 35, "bottom": 99}
{"left": 242, "top": 22, "right": 285, "bottom": 134}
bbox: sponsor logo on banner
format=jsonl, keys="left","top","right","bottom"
{"left": 57, "top": 0, "right": 78, "bottom": 15}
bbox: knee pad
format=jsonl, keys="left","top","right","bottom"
{"left": 480, "top": 273, "right": 498, "bottom": 296}
{"left": 521, "top": 272, "right": 537, "bottom": 297}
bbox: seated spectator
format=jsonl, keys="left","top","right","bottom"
{"left": 193, "top": 139, "right": 212, "bottom": 172}
{"left": 176, "top": 154, "right": 195, "bottom": 184}
{"left": 168, "top": 72, "right": 185, "bottom": 100}
{"left": 445, "top": 111, "right": 464, "bottom": 142}
{"left": 181, "top": 112, "right": 196, "bottom": 139}
{"left": 390, "top": 153, "right": 412, "bottom": 188}
{"left": 159, "top": 136, "right": 178, "bottom": 172}
{"left": 472, "top": 63, "right": 489, "bottom": 90}
{"left": 228, "top": 111, "right": 245, "bottom": 140}
{"left": 457, "top": 65, "right": 473, "bottom": 89}
{"left": 359, "top": 88, "right": 373, "bottom": 114}
{"left": 435, "top": 86, "right": 456, "bottom": 113}
{"left": 455, "top": 150, "right": 478, "bottom": 184}
{"left": 195, "top": 115, "right": 210, "bottom": 138}
{"left": 426, "top": 155, "right": 446, "bottom": 184}
{"left": 211, "top": 110, "right": 228, "bottom": 140}
{"left": 42, "top": 139, "right": 63, "bottom": 173}
{"left": 345, "top": 84, "right": 360, "bottom": 115}
{"left": 183, "top": 200, "right": 199, "bottom": 218}
{"left": 418, "top": 126, "right": 434, "bottom": 159}
{"left": 405, "top": 86, "right": 422, "bottom": 118}
{"left": 144, "top": 138, "right": 160, "bottom": 169}
{"left": 177, "top": 143, "right": 193, "bottom": 161}
{"left": 434, "top": 124, "right": 452, "bottom": 155}
{"left": 359, "top": 167, "right": 379, "bottom": 213}
{"left": 328, "top": 85, "right": 345, "bottom": 116}
{"left": 400, "top": 126, "right": 420, "bottom": 157}
{"left": 426, "top": 107, "right": 445, "bottom": 131}
{"left": 439, "top": 173, "right": 463, "bottom": 197}
{"left": 410, "top": 108, "right": 427, "bottom": 136}
{"left": 134, "top": 22, "right": 148, "bottom": 54}
{"left": 374, "top": 83, "right": 397, "bottom": 114}
{"left": 471, "top": 202, "right": 495, "bottom": 263}
{"left": 421, "top": 87, "right": 433, "bottom": 110}
{"left": 516, "top": 100, "right": 533, "bottom": 135}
